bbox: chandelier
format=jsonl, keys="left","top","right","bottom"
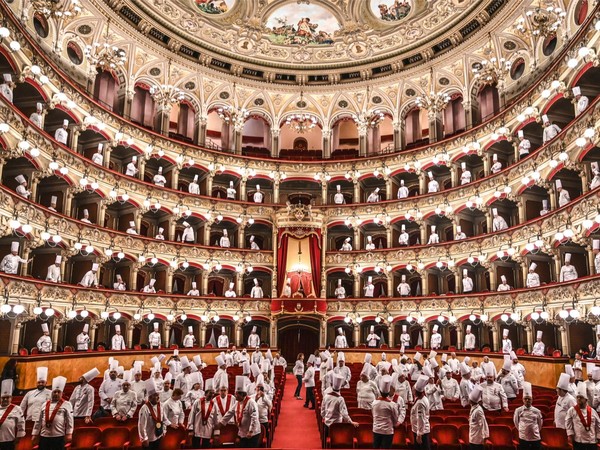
{"left": 285, "top": 113, "right": 318, "bottom": 134}
{"left": 150, "top": 60, "right": 185, "bottom": 107}
{"left": 352, "top": 110, "right": 384, "bottom": 133}
{"left": 416, "top": 69, "right": 451, "bottom": 116}
{"left": 472, "top": 34, "right": 511, "bottom": 88}
{"left": 84, "top": 20, "right": 126, "bottom": 71}
{"left": 31, "top": 0, "right": 82, "bottom": 21}
{"left": 516, "top": 3, "right": 566, "bottom": 39}
{"left": 218, "top": 106, "right": 249, "bottom": 130}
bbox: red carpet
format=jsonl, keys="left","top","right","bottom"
{"left": 271, "top": 373, "right": 322, "bottom": 449}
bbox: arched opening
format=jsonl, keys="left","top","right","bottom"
{"left": 443, "top": 94, "right": 465, "bottom": 137}
{"left": 476, "top": 84, "right": 500, "bottom": 123}
{"left": 277, "top": 316, "right": 321, "bottom": 364}
{"left": 331, "top": 118, "right": 358, "bottom": 158}
{"left": 279, "top": 116, "right": 323, "bottom": 160}
{"left": 130, "top": 84, "right": 155, "bottom": 129}
{"left": 169, "top": 101, "right": 196, "bottom": 143}
{"left": 93, "top": 69, "right": 119, "bottom": 112}
{"left": 404, "top": 107, "right": 426, "bottom": 148}
{"left": 242, "top": 116, "right": 271, "bottom": 157}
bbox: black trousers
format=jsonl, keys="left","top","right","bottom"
{"left": 147, "top": 438, "right": 162, "bottom": 449}
{"left": 413, "top": 432, "right": 431, "bottom": 450}
{"left": 304, "top": 386, "right": 315, "bottom": 408}
{"left": 373, "top": 432, "right": 393, "bottom": 449}
{"left": 192, "top": 436, "right": 211, "bottom": 448}
{"left": 519, "top": 439, "right": 541, "bottom": 450}
{"left": 240, "top": 433, "right": 261, "bottom": 448}
{"left": 574, "top": 443, "right": 598, "bottom": 450}
{"left": 469, "top": 445, "right": 485, "bottom": 450}
{"left": 38, "top": 436, "right": 65, "bottom": 450}
{"left": 92, "top": 406, "right": 110, "bottom": 420}
{"left": 294, "top": 375, "right": 302, "bottom": 397}
{"left": 0, "top": 442, "right": 15, "bottom": 450}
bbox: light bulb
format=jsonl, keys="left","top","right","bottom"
{"left": 80, "top": 309, "right": 89, "bottom": 318}
{"left": 469, "top": 314, "right": 476, "bottom": 322}
{"left": 591, "top": 306, "right": 600, "bottom": 316}
{"left": 531, "top": 312, "right": 540, "bottom": 320}
{"left": 147, "top": 313, "right": 155, "bottom": 321}
{"left": 180, "top": 314, "right": 187, "bottom": 321}
{"left": 134, "top": 313, "right": 141, "bottom": 320}
{"left": 45, "top": 308, "right": 55, "bottom": 317}
{"left": 540, "top": 311, "right": 549, "bottom": 320}
{"left": 101, "top": 311, "right": 109, "bottom": 319}
{"left": 500, "top": 313, "right": 508, "bottom": 322}
{"left": 167, "top": 314, "right": 174, "bottom": 321}
{"left": 437, "top": 315, "right": 445, "bottom": 323}
{"left": 12, "top": 304, "right": 24, "bottom": 314}
{"left": 33, "top": 306, "right": 43, "bottom": 315}
{"left": 559, "top": 309, "right": 569, "bottom": 319}
{"left": 0, "top": 304, "right": 11, "bottom": 313}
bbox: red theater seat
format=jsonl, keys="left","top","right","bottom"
{"left": 98, "top": 426, "right": 130, "bottom": 450}
{"left": 431, "top": 424, "right": 461, "bottom": 450}
{"left": 486, "top": 425, "right": 516, "bottom": 450}
{"left": 540, "top": 427, "right": 569, "bottom": 450}
{"left": 327, "top": 422, "right": 356, "bottom": 448}
{"left": 69, "top": 426, "right": 101, "bottom": 449}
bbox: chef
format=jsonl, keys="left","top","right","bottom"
{"left": 94, "top": 361, "right": 122, "bottom": 419}
{"left": 334, "top": 279, "right": 346, "bottom": 299}
{"left": 531, "top": 330, "right": 545, "bottom": 356}
{"left": 218, "top": 376, "right": 262, "bottom": 447}
{"left": 148, "top": 323, "right": 161, "bottom": 349}
{"left": 226, "top": 181, "right": 236, "bottom": 200}
{"left": 335, "top": 328, "right": 348, "bottom": 348}
{"left": 111, "top": 371, "right": 138, "bottom": 421}
{"left": 366, "top": 325, "right": 380, "bottom": 348}
{"left": 224, "top": 282, "right": 237, "bottom": 298}
{"left": 219, "top": 229, "right": 230, "bottom": 248}
{"left": 113, "top": 274, "right": 126, "bottom": 291}
{"left": 91, "top": 144, "right": 104, "bottom": 165}
{"left": 430, "top": 325, "right": 442, "bottom": 350}
{"left": 250, "top": 279, "right": 263, "bottom": 299}
{"left": 248, "top": 326, "right": 260, "bottom": 348}
{"left": 181, "top": 221, "right": 195, "bottom": 243}
{"left": 400, "top": 325, "right": 411, "bottom": 348}
{"left": 218, "top": 327, "right": 229, "bottom": 348}
{"left": 462, "top": 269, "right": 474, "bottom": 293}
{"left": 526, "top": 263, "right": 540, "bottom": 287}
{"left": 76, "top": 324, "right": 90, "bottom": 351}
{"left": 367, "top": 188, "right": 381, "bottom": 203}
{"left": 54, "top": 119, "right": 69, "bottom": 145}
{"left": 365, "top": 236, "right": 375, "bottom": 251}
{"left": 31, "top": 376, "right": 73, "bottom": 449}
{"left": 455, "top": 225, "right": 467, "bottom": 240}
{"left": 464, "top": 325, "right": 476, "bottom": 351}
{"left": 491, "top": 153, "right": 502, "bottom": 173}
{"left": 14, "top": 175, "right": 31, "bottom": 199}
{"left": 138, "top": 379, "right": 170, "bottom": 448}
{"left": 79, "top": 263, "right": 99, "bottom": 288}
{"left": 364, "top": 276, "right": 375, "bottom": 298}
{"left": 125, "top": 156, "right": 139, "bottom": 177}
{"left": 111, "top": 324, "right": 126, "bottom": 350}
{"left": 555, "top": 373, "right": 576, "bottom": 429}
{"left": 187, "top": 282, "right": 200, "bottom": 296}
{"left": 80, "top": 209, "right": 92, "bottom": 224}
{"left": 334, "top": 185, "right": 345, "bottom": 204}
{"left": 460, "top": 162, "right": 471, "bottom": 185}
{"left": 1, "top": 242, "right": 29, "bottom": 275}
{"left": 397, "top": 180, "right": 409, "bottom": 199}
{"left": 398, "top": 225, "right": 409, "bottom": 246}
{"left": 30, "top": 102, "right": 44, "bottom": 128}
{"left": 341, "top": 237, "right": 352, "bottom": 251}
{"left": 249, "top": 235, "right": 260, "bottom": 250}
{"left": 142, "top": 278, "right": 157, "bottom": 293}
{"left": 397, "top": 275, "right": 410, "bottom": 296}
{"left": 501, "top": 329, "right": 512, "bottom": 354}
{"left": 253, "top": 185, "right": 264, "bottom": 203}
{"left": 69, "top": 368, "right": 99, "bottom": 422}
{"left": 573, "top": 86, "right": 589, "bottom": 116}
{"left": 37, "top": 323, "right": 52, "bottom": 353}
{"left": 20, "top": 367, "right": 51, "bottom": 422}
{"left": 542, "top": 115, "right": 561, "bottom": 143}
{"left": 427, "top": 171, "right": 439, "bottom": 193}
{"left": 188, "top": 174, "right": 200, "bottom": 194}
{"left": 556, "top": 179, "right": 571, "bottom": 208}
{"left": 560, "top": 253, "right": 578, "bottom": 282}
{"left": 153, "top": 167, "right": 167, "bottom": 187}
{"left": 517, "top": 130, "right": 530, "bottom": 159}
{"left": 427, "top": 225, "right": 439, "bottom": 244}
{"left": 0, "top": 379, "right": 25, "bottom": 448}
{"left": 492, "top": 208, "right": 508, "bottom": 231}
{"left": 45, "top": 255, "right": 62, "bottom": 283}
{"left": 497, "top": 275, "right": 511, "bottom": 291}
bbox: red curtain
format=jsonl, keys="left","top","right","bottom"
{"left": 277, "top": 231, "right": 289, "bottom": 297}
{"left": 309, "top": 230, "right": 322, "bottom": 296}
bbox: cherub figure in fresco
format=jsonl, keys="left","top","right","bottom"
{"left": 296, "top": 17, "right": 317, "bottom": 37}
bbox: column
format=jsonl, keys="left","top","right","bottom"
{"left": 559, "top": 325, "right": 569, "bottom": 355}
{"left": 168, "top": 218, "right": 176, "bottom": 242}
{"left": 163, "top": 323, "right": 170, "bottom": 348}
{"left": 485, "top": 211, "right": 492, "bottom": 233}
{"left": 233, "top": 127, "right": 243, "bottom": 155}
{"left": 203, "top": 224, "right": 211, "bottom": 247}
{"left": 131, "top": 266, "right": 139, "bottom": 291}
{"left": 271, "top": 127, "right": 280, "bottom": 158}
{"left": 321, "top": 181, "right": 327, "bottom": 205}
{"left": 353, "top": 276, "right": 360, "bottom": 298}
{"left": 60, "top": 256, "right": 67, "bottom": 283}
{"left": 462, "top": 100, "right": 473, "bottom": 130}
{"left": 198, "top": 117, "right": 207, "bottom": 146}
{"left": 353, "top": 182, "right": 361, "bottom": 203}
{"left": 70, "top": 128, "right": 80, "bottom": 152}
{"left": 428, "top": 111, "right": 443, "bottom": 143}
{"left": 423, "top": 326, "right": 430, "bottom": 349}
{"left": 201, "top": 271, "right": 209, "bottom": 295}
{"left": 492, "top": 326, "right": 499, "bottom": 352}
{"left": 320, "top": 318, "right": 327, "bottom": 348}
{"left": 385, "top": 178, "right": 393, "bottom": 201}
{"left": 450, "top": 166, "right": 458, "bottom": 187}
{"left": 97, "top": 202, "right": 107, "bottom": 227}
{"left": 20, "top": 247, "right": 31, "bottom": 277}
{"left": 581, "top": 170, "right": 589, "bottom": 194}
{"left": 455, "top": 270, "right": 461, "bottom": 293}
{"left": 322, "top": 128, "right": 332, "bottom": 159}
{"left": 138, "top": 158, "right": 147, "bottom": 182}
{"left": 388, "top": 324, "right": 395, "bottom": 348}
{"left": 235, "top": 272, "right": 243, "bottom": 296}
{"left": 89, "top": 321, "right": 97, "bottom": 350}
{"left": 273, "top": 181, "right": 280, "bottom": 204}
{"left": 420, "top": 225, "right": 427, "bottom": 246}
{"left": 240, "top": 179, "right": 247, "bottom": 202}
{"left": 29, "top": 173, "right": 40, "bottom": 203}
{"left": 419, "top": 270, "right": 428, "bottom": 295}
{"left": 517, "top": 201, "right": 525, "bottom": 224}
{"left": 237, "top": 226, "right": 244, "bottom": 251}
{"left": 526, "top": 325, "right": 533, "bottom": 352}
{"left": 513, "top": 141, "right": 520, "bottom": 162}
{"left": 456, "top": 326, "right": 463, "bottom": 350}
{"left": 64, "top": 189, "right": 74, "bottom": 217}
{"left": 235, "top": 323, "right": 243, "bottom": 347}
{"left": 488, "top": 267, "right": 497, "bottom": 291}
{"left": 393, "top": 121, "right": 403, "bottom": 151}
{"left": 103, "top": 144, "right": 112, "bottom": 169}
{"left": 483, "top": 155, "right": 490, "bottom": 175}
{"left": 127, "top": 322, "right": 134, "bottom": 348}
{"left": 165, "top": 269, "right": 174, "bottom": 294}
{"left": 206, "top": 174, "right": 213, "bottom": 197}
{"left": 588, "top": 247, "right": 595, "bottom": 276}
{"left": 419, "top": 172, "right": 426, "bottom": 194}
{"left": 520, "top": 263, "right": 529, "bottom": 289}
{"left": 386, "top": 227, "right": 392, "bottom": 249}
{"left": 199, "top": 322, "right": 207, "bottom": 347}
{"left": 171, "top": 168, "right": 179, "bottom": 190}
{"left": 156, "top": 104, "right": 172, "bottom": 136}
{"left": 353, "top": 325, "right": 360, "bottom": 348}
{"left": 270, "top": 317, "right": 277, "bottom": 347}
{"left": 123, "top": 89, "right": 135, "bottom": 118}
{"left": 358, "top": 128, "right": 368, "bottom": 157}
{"left": 549, "top": 186, "right": 557, "bottom": 210}
{"left": 11, "top": 320, "right": 22, "bottom": 355}
{"left": 51, "top": 322, "right": 60, "bottom": 352}
{"left": 553, "top": 253, "right": 561, "bottom": 282}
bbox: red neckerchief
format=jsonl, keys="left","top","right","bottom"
{"left": 235, "top": 397, "right": 249, "bottom": 425}
{"left": 377, "top": 397, "right": 391, "bottom": 402}
{"left": 392, "top": 394, "right": 399, "bottom": 402}
{"left": 45, "top": 400, "right": 64, "bottom": 427}
{"left": 201, "top": 398, "right": 214, "bottom": 424}
{"left": 0, "top": 405, "right": 15, "bottom": 426}
{"left": 146, "top": 401, "right": 162, "bottom": 425}
{"left": 216, "top": 395, "right": 233, "bottom": 416}
{"left": 575, "top": 405, "right": 592, "bottom": 430}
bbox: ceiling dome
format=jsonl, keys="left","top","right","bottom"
{"left": 125, "top": 0, "right": 502, "bottom": 73}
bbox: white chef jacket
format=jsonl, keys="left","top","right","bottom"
{"left": 527, "top": 273, "right": 540, "bottom": 287}
{"left": 142, "top": 286, "right": 156, "bottom": 293}
{"left": 138, "top": 401, "right": 171, "bottom": 444}
{"left": 226, "top": 187, "right": 236, "bottom": 199}
{"left": 250, "top": 286, "right": 263, "bottom": 298}
{"left": 460, "top": 378, "right": 473, "bottom": 407}
{"left": 397, "top": 283, "right": 410, "bottom": 296}
{"left": 491, "top": 161, "right": 502, "bottom": 173}
{"left": 76, "top": 333, "right": 90, "bottom": 351}
{"left": 321, "top": 393, "right": 352, "bottom": 427}
{"left": 92, "top": 153, "right": 103, "bottom": 165}
{"left": 182, "top": 227, "right": 195, "bottom": 243}
{"left": 554, "top": 393, "right": 576, "bottom": 428}
{"left": 463, "top": 277, "right": 473, "bottom": 293}
{"left": 303, "top": 366, "right": 315, "bottom": 388}
{"left": 335, "top": 335, "right": 348, "bottom": 348}
{"left": 365, "top": 243, "right": 375, "bottom": 250}
{"left": 500, "top": 373, "right": 518, "bottom": 398}
{"left": 218, "top": 335, "right": 229, "bottom": 348}
{"left": 20, "top": 388, "right": 51, "bottom": 421}
{"left": 188, "top": 397, "right": 218, "bottom": 439}
{"left": 37, "top": 335, "right": 52, "bottom": 353}
{"left": 397, "top": 233, "right": 409, "bottom": 247}
{"left": 502, "top": 338, "right": 512, "bottom": 354}
{"left": 69, "top": 384, "right": 94, "bottom": 418}
{"left": 0, "top": 404, "right": 25, "bottom": 442}
{"left": 558, "top": 189, "right": 571, "bottom": 208}
{"left": 464, "top": 333, "right": 476, "bottom": 350}
{"left": 356, "top": 380, "right": 378, "bottom": 409}
{"left": 531, "top": 341, "right": 545, "bottom": 356}
{"left": 455, "top": 232, "right": 467, "bottom": 240}
{"left": 79, "top": 270, "right": 98, "bottom": 287}
{"left": 481, "top": 382, "right": 507, "bottom": 411}
{"left": 372, "top": 398, "right": 400, "bottom": 435}
{"left": 131, "top": 381, "right": 147, "bottom": 404}
{"left": 334, "top": 192, "right": 345, "bottom": 204}
{"left": 46, "top": 265, "right": 61, "bottom": 282}
{"left": 334, "top": 286, "right": 346, "bottom": 299}
{"left": 399, "top": 333, "right": 410, "bottom": 348}
{"left": 183, "top": 334, "right": 196, "bottom": 348}
{"left": 560, "top": 265, "right": 578, "bottom": 282}
{"left": 30, "top": 112, "right": 43, "bottom": 128}
{"left": 441, "top": 377, "right": 460, "bottom": 400}
{"left": 31, "top": 400, "right": 73, "bottom": 438}
{"left": 367, "top": 193, "right": 379, "bottom": 203}
{"left": 364, "top": 284, "right": 374, "bottom": 297}
{"left": 15, "top": 185, "right": 30, "bottom": 199}
{"left": 341, "top": 242, "right": 352, "bottom": 251}
{"left": 461, "top": 171, "right": 472, "bottom": 185}
{"left": 576, "top": 96, "right": 589, "bottom": 116}
{"left": 425, "top": 383, "right": 443, "bottom": 410}
{"left": 250, "top": 242, "right": 260, "bottom": 250}
{"left": 469, "top": 404, "right": 489, "bottom": 445}
{"left": 427, "top": 233, "right": 439, "bottom": 244}
{"left": 248, "top": 333, "right": 260, "bottom": 348}
{"left": 225, "top": 289, "right": 236, "bottom": 297}
{"left": 153, "top": 174, "right": 166, "bottom": 186}
{"left": 427, "top": 180, "right": 439, "bottom": 193}
{"left": 98, "top": 378, "right": 123, "bottom": 409}
{"left": 543, "top": 124, "right": 561, "bottom": 143}
{"left": 566, "top": 405, "right": 600, "bottom": 443}
{"left": 54, "top": 128, "right": 68, "bottom": 145}
{"left": 511, "top": 363, "right": 526, "bottom": 388}
{"left": 188, "top": 182, "right": 200, "bottom": 194}
{"left": 334, "top": 366, "right": 351, "bottom": 389}
{"left": 112, "top": 334, "right": 126, "bottom": 350}
{"left": 497, "top": 283, "right": 511, "bottom": 291}
{"left": 219, "top": 236, "right": 230, "bottom": 248}
{"left": 410, "top": 396, "right": 430, "bottom": 436}
{"left": 221, "top": 397, "right": 261, "bottom": 438}
{"left": 514, "top": 405, "right": 542, "bottom": 441}
{"left": 213, "top": 370, "right": 229, "bottom": 390}
{"left": 0, "top": 254, "right": 27, "bottom": 274}
{"left": 430, "top": 333, "right": 442, "bottom": 349}
{"left": 397, "top": 186, "right": 409, "bottom": 199}
{"left": 366, "top": 333, "right": 380, "bottom": 347}
{"left": 0, "top": 84, "right": 12, "bottom": 103}
{"left": 125, "top": 162, "right": 138, "bottom": 177}
{"left": 519, "top": 139, "right": 531, "bottom": 156}
{"left": 163, "top": 397, "right": 185, "bottom": 426}
{"left": 395, "top": 380, "right": 413, "bottom": 405}
{"left": 493, "top": 216, "right": 508, "bottom": 231}
{"left": 148, "top": 331, "right": 161, "bottom": 347}
{"left": 253, "top": 191, "right": 264, "bottom": 203}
